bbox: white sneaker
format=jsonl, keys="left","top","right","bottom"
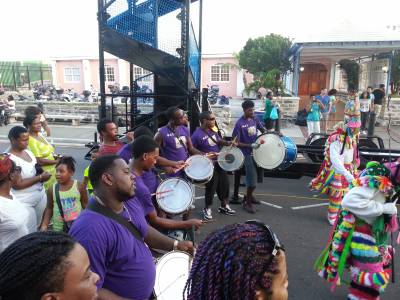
{"left": 203, "top": 208, "right": 212, "bottom": 220}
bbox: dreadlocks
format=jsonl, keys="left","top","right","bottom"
{"left": 184, "top": 222, "right": 282, "bottom": 300}
{"left": 0, "top": 231, "right": 76, "bottom": 300}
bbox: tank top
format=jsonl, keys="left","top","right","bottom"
{"left": 52, "top": 180, "right": 82, "bottom": 232}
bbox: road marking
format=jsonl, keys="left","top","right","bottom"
{"left": 252, "top": 192, "right": 326, "bottom": 201}
{"left": 260, "top": 201, "right": 282, "bottom": 209}
{"left": 291, "top": 203, "right": 329, "bottom": 210}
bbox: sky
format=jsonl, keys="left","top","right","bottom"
{"left": 0, "top": 0, "right": 399, "bottom": 61}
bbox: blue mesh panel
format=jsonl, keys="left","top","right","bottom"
{"left": 189, "top": 24, "right": 200, "bottom": 87}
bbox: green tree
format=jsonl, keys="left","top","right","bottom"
{"left": 338, "top": 59, "right": 360, "bottom": 92}
{"left": 238, "top": 34, "right": 292, "bottom": 93}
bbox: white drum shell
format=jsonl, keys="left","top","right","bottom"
{"left": 154, "top": 251, "right": 192, "bottom": 300}
{"left": 156, "top": 178, "right": 194, "bottom": 214}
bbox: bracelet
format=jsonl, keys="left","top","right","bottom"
{"left": 173, "top": 240, "right": 179, "bottom": 251}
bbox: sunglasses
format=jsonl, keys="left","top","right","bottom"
{"left": 245, "top": 219, "right": 283, "bottom": 256}
{"left": 207, "top": 117, "right": 216, "bottom": 121}
{"left": 12, "top": 166, "right": 22, "bottom": 173}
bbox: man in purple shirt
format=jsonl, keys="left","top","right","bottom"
{"left": 130, "top": 136, "right": 203, "bottom": 231}
{"left": 232, "top": 100, "right": 266, "bottom": 214}
{"left": 69, "top": 155, "right": 194, "bottom": 300}
{"left": 191, "top": 111, "right": 236, "bottom": 220}
{"left": 154, "top": 106, "right": 203, "bottom": 178}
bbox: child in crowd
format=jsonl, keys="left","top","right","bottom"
{"left": 40, "top": 156, "right": 88, "bottom": 232}
{"left": 306, "top": 95, "right": 324, "bottom": 136}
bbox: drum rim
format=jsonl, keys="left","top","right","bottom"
{"left": 156, "top": 178, "right": 193, "bottom": 214}
{"left": 154, "top": 250, "right": 192, "bottom": 298}
{"left": 184, "top": 155, "right": 214, "bottom": 180}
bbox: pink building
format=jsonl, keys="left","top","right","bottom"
{"left": 52, "top": 53, "right": 249, "bottom": 97}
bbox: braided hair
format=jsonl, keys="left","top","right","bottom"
{"left": 0, "top": 231, "right": 76, "bottom": 300}
{"left": 184, "top": 222, "right": 282, "bottom": 300}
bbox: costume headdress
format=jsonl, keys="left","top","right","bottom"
{"left": 344, "top": 97, "right": 361, "bottom": 128}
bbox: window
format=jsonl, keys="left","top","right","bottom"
{"left": 64, "top": 67, "right": 80, "bottom": 82}
{"left": 134, "top": 67, "right": 151, "bottom": 82}
{"left": 211, "top": 65, "right": 229, "bottom": 82}
{"left": 105, "top": 65, "right": 115, "bottom": 82}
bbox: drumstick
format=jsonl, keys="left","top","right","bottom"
{"left": 229, "top": 136, "right": 238, "bottom": 149}
{"left": 151, "top": 189, "right": 172, "bottom": 196}
{"left": 206, "top": 152, "right": 220, "bottom": 157}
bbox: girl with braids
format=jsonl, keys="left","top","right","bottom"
{"left": 184, "top": 221, "right": 288, "bottom": 300}
{"left": 0, "top": 231, "right": 99, "bottom": 300}
{"left": 40, "top": 156, "right": 88, "bottom": 232}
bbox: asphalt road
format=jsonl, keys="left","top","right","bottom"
{"left": 1, "top": 142, "right": 398, "bottom": 299}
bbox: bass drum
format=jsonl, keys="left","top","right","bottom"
{"left": 253, "top": 133, "right": 297, "bottom": 170}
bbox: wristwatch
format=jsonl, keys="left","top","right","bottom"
{"left": 173, "top": 240, "right": 179, "bottom": 251}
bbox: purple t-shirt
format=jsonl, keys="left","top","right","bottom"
{"left": 130, "top": 173, "right": 156, "bottom": 217}
{"left": 117, "top": 143, "right": 133, "bottom": 164}
{"left": 158, "top": 125, "right": 190, "bottom": 162}
{"left": 191, "top": 127, "right": 221, "bottom": 153}
{"left": 142, "top": 169, "right": 159, "bottom": 194}
{"left": 232, "top": 116, "right": 265, "bottom": 155}
{"left": 69, "top": 198, "right": 155, "bottom": 299}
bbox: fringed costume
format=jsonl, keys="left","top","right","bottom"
{"left": 310, "top": 98, "right": 361, "bottom": 225}
{"left": 315, "top": 162, "right": 399, "bottom": 300}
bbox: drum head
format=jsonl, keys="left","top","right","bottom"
{"left": 156, "top": 178, "right": 193, "bottom": 214}
{"left": 154, "top": 251, "right": 192, "bottom": 300}
{"left": 218, "top": 146, "right": 244, "bottom": 171}
{"left": 253, "top": 134, "right": 285, "bottom": 169}
{"left": 184, "top": 155, "right": 214, "bottom": 181}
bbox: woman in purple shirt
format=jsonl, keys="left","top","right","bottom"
{"left": 191, "top": 111, "right": 236, "bottom": 220}
{"left": 232, "top": 100, "right": 266, "bottom": 214}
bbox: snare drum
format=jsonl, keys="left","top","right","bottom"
{"left": 156, "top": 178, "right": 194, "bottom": 214}
{"left": 218, "top": 146, "right": 244, "bottom": 172}
{"left": 184, "top": 155, "right": 214, "bottom": 184}
{"left": 253, "top": 133, "right": 297, "bottom": 170}
{"left": 154, "top": 251, "right": 192, "bottom": 300}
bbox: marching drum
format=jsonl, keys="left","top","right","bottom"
{"left": 156, "top": 178, "right": 194, "bottom": 215}
{"left": 153, "top": 251, "right": 192, "bottom": 300}
{"left": 218, "top": 146, "right": 244, "bottom": 172}
{"left": 253, "top": 133, "right": 297, "bottom": 170}
{"left": 184, "top": 154, "right": 214, "bottom": 184}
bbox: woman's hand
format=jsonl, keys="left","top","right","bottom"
{"left": 39, "top": 172, "right": 52, "bottom": 182}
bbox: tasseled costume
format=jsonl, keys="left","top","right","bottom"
{"left": 310, "top": 128, "right": 359, "bottom": 224}
{"left": 315, "top": 170, "right": 398, "bottom": 300}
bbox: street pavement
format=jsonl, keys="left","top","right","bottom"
{"left": 0, "top": 140, "right": 398, "bottom": 300}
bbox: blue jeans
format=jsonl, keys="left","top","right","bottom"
{"left": 244, "top": 156, "right": 257, "bottom": 188}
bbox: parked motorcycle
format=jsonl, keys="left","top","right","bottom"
{"left": 207, "top": 85, "right": 219, "bottom": 105}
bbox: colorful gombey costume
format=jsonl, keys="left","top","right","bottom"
{"left": 310, "top": 98, "right": 361, "bottom": 225}
{"left": 315, "top": 162, "right": 399, "bottom": 300}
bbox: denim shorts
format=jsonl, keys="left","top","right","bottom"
{"left": 244, "top": 155, "right": 257, "bottom": 188}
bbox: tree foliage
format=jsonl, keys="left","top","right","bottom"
{"left": 238, "top": 34, "right": 293, "bottom": 76}
{"left": 338, "top": 59, "right": 360, "bottom": 92}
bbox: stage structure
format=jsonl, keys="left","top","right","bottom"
{"left": 97, "top": 0, "right": 202, "bottom": 131}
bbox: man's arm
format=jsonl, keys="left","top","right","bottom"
{"left": 145, "top": 225, "right": 194, "bottom": 254}
{"left": 146, "top": 210, "right": 203, "bottom": 230}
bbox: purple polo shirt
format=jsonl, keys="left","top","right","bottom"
{"left": 69, "top": 198, "right": 155, "bottom": 299}
{"left": 232, "top": 116, "right": 265, "bottom": 156}
{"left": 130, "top": 173, "right": 156, "bottom": 216}
{"left": 191, "top": 127, "right": 221, "bottom": 153}
{"left": 117, "top": 143, "right": 133, "bottom": 164}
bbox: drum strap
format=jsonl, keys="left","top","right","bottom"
{"left": 201, "top": 128, "right": 221, "bottom": 150}
{"left": 87, "top": 200, "right": 143, "bottom": 242}
{"left": 167, "top": 126, "right": 188, "bottom": 152}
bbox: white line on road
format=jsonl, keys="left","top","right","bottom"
{"left": 260, "top": 201, "right": 282, "bottom": 209}
{"left": 291, "top": 203, "right": 328, "bottom": 210}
